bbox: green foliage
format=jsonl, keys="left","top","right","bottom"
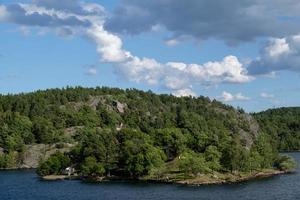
{"left": 0, "top": 154, "right": 5, "bottom": 168}
{"left": 80, "top": 156, "right": 105, "bottom": 177}
{"left": 119, "top": 129, "right": 166, "bottom": 177}
{"left": 153, "top": 128, "right": 186, "bottom": 160}
{"left": 32, "top": 117, "right": 61, "bottom": 144}
{"left": 179, "top": 150, "right": 209, "bottom": 175}
{"left": 0, "top": 152, "right": 17, "bottom": 168}
{"left": 73, "top": 128, "right": 119, "bottom": 175}
{"left": 252, "top": 132, "right": 277, "bottom": 168}
{"left": 248, "top": 150, "right": 263, "bottom": 170}
{"left": 204, "top": 145, "right": 222, "bottom": 171}
{"left": 274, "top": 155, "right": 297, "bottom": 171}
{"left": 37, "top": 152, "right": 70, "bottom": 176}
{"left": 0, "top": 112, "right": 33, "bottom": 151}
{"left": 254, "top": 107, "right": 300, "bottom": 151}
{"left": 221, "top": 137, "right": 257, "bottom": 172}
{"left": 0, "top": 87, "right": 293, "bottom": 178}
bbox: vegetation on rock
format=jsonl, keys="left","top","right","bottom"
{"left": 0, "top": 87, "right": 297, "bottom": 180}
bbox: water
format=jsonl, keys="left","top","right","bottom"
{"left": 0, "top": 153, "right": 299, "bottom": 200}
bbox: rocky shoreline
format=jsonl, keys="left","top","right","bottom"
{"left": 41, "top": 169, "right": 293, "bottom": 185}
{"left": 176, "top": 170, "right": 290, "bottom": 185}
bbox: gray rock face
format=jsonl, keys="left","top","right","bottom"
{"left": 213, "top": 107, "right": 260, "bottom": 150}
{"left": 113, "top": 100, "right": 126, "bottom": 113}
{"left": 19, "top": 143, "right": 74, "bottom": 169}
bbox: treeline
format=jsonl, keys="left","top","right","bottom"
{"left": 37, "top": 127, "right": 283, "bottom": 178}
{"left": 0, "top": 87, "right": 295, "bottom": 177}
{"left": 253, "top": 107, "right": 300, "bottom": 151}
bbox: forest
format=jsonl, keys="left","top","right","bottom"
{"left": 0, "top": 87, "right": 297, "bottom": 180}
{"left": 254, "top": 107, "right": 300, "bottom": 151}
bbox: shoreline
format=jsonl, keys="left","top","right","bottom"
{"left": 41, "top": 169, "right": 294, "bottom": 185}
{"left": 175, "top": 170, "right": 291, "bottom": 185}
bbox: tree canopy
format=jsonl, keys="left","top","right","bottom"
{"left": 0, "top": 87, "right": 296, "bottom": 177}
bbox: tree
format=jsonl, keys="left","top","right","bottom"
{"left": 76, "top": 128, "right": 119, "bottom": 175}
{"left": 252, "top": 133, "right": 276, "bottom": 168}
{"left": 119, "top": 129, "right": 166, "bottom": 177}
{"left": 204, "top": 145, "right": 222, "bottom": 171}
{"left": 153, "top": 128, "right": 186, "bottom": 160}
{"left": 32, "top": 117, "right": 60, "bottom": 144}
{"left": 80, "top": 156, "right": 105, "bottom": 177}
{"left": 221, "top": 138, "right": 250, "bottom": 172}
{"left": 179, "top": 150, "right": 209, "bottom": 175}
{"left": 37, "top": 152, "right": 70, "bottom": 176}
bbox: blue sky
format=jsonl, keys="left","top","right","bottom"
{"left": 0, "top": 0, "right": 300, "bottom": 112}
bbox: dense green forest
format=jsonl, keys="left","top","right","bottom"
{"left": 0, "top": 87, "right": 296, "bottom": 180}
{"left": 254, "top": 107, "right": 300, "bottom": 151}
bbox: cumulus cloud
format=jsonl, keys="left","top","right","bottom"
{"left": 220, "top": 91, "right": 250, "bottom": 102}
{"left": 78, "top": 3, "right": 253, "bottom": 93}
{"left": 172, "top": 88, "right": 196, "bottom": 97}
{"left": 87, "top": 25, "right": 132, "bottom": 62}
{"left": 0, "top": 1, "right": 254, "bottom": 96}
{"left": 105, "top": 0, "right": 300, "bottom": 44}
{"left": 115, "top": 55, "right": 252, "bottom": 95}
{"left": 249, "top": 34, "right": 300, "bottom": 75}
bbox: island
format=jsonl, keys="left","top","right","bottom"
{"left": 0, "top": 87, "right": 298, "bottom": 185}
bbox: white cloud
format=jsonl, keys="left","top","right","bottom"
{"left": 166, "top": 62, "right": 187, "bottom": 71}
{"left": 221, "top": 91, "right": 250, "bottom": 102}
{"left": 172, "top": 88, "right": 196, "bottom": 97}
{"left": 0, "top": 1, "right": 254, "bottom": 96}
{"left": 164, "top": 76, "right": 188, "bottom": 90}
{"left": 249, "top": 34, "right": 300, "bottom": 75}
{"left": 186, "top": 56, "right": 253, "bottom": 84}
{"left": 81, "top": 3, "right": 105, "bottom": 14}
{"left": 87, "top": 24, "right": 132, "bottom": 63}
{"left": 260, "top": 92, "right": 274, "bottom": 99}
{"left": 119, "top": 56, "right": 163, "bottom": 85}
{"left": 265, "top": 38, "right": 290, "bottom": 58}
{"left": 82, "top": 7, "right": 253, "bottom": 91}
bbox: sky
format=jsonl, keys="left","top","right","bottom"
{"left": 0, "top": 0, "right": 300, "bottom": 112}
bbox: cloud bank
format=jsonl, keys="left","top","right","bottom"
{"left": 0, "top": 0, "right": 255, "bottom": 96}
{"left": 105, "top": 0, "right": 300, "bottom": 45}
{"left": 2, "top": 0, "right": 299, "bottom": 98}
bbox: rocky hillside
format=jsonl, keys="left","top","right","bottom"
{"left": 0, "top": 87, "right": 280, "bottom": 176}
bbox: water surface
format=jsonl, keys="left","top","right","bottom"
{"left": 0, "top": 153, "right": 299, "bottom": 200}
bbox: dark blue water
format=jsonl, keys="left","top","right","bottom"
{"left": 0, "top": 153, "right": 299, "bottom": 200}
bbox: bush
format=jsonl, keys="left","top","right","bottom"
{"left": 37, "top": 152, "right": 70, "bottom": 176}
{"left": 274, "top": 155, "right": 297, "bottom": 171}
